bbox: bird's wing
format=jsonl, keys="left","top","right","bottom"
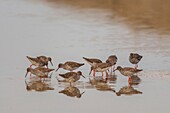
{"left": 66, "top": 61, "right": 84, "bottom": 68}
{"left": 97, "top": 63, "right": 111, "bottom": 68}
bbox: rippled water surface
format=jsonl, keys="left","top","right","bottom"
{"left": 0, "top": 0, "right": 170, "bottom": 113}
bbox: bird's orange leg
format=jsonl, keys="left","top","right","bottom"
{"left": 106, "top": 71, "right": 109, "bottom": 78}
{"left": 128, "top": 76, "right": 132, "bottom": 83}
{"left": 93, "top": 70, "right": 96, "bottom": 76}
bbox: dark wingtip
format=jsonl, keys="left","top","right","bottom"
{"left": 116, "top": 92, "right": 121, "bottom": 96}
{"left": 139, "top": 69, "right": 143, "bottom": 71}
{"left": 58, "top": 90, "right": 64, "bottom": 93}
{"left": 82, "top": 57, "right": 88, "bottom": 60}
{"left": 139, "top": 91, "right": 143, "bottom": 94}
{"left": 112, "top": 89, "right": 116, "bottom": 92}
{"left": 58, "top": 74, "right": 62, "bottom": 76}
{"left": 82, "top": 57, "right": 86, "bottom": 59}
{"left": 82, "top": 57, "right": 89, "bottom": 62}
{"left": 80, "top": 63, "right": 85, "bottom": 66}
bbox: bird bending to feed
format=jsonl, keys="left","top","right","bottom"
{"left": 58, "top": 71, "right": 85, "bottom": 86}
{"left": 83, "top": 57, "right": 102, "bottom": 66}
{"left": 37, "top": 56, "right": 53, "bottom": 68}
{"left": 129, "top": 53, "right": 143, "bottom": 69}
{"left": 26, "top": 56, "right": 46, "bottom": 67}
{"left": 55, "top": 61, "right": 84, "bottom": 72}
{"left": 25, "top": 67, "right": 54, "bottom": 80}
{"left": 106, "top": 55, "right": 118, "bottom": 73}
{"left": 59, "top": 86, "right": 85, "bottom": 98}
{"left": 89, "top": 63, "right": 112, "bottom": 78}
{"left": 83, "top": 57, "right": 102, "bottom": 76}
{"left": 114, "top": 66, "right": 143, "bottom": 83}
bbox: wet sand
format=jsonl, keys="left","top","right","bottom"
{"left": 0, "top": 0, "right": 170, "bottom": 113}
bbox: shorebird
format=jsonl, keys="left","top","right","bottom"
{"left": 58, "top": 71, "right": 85, "bottom": 85}
{"left": 106, "top": 55, "right": 118, "bottom": 73}
{"left": 83, "top": 57, "right": 102, "bottom": 76}
{"left": 114, "top": 66, "right": 143, "bottom": 83}
{"left": 25, "top": 67, "right": 54, "bottom": 80}
{"left": 116, "top": 85, "right": 142, "bottom": 96}
{"left": 89, "top": 63, "right": 112, "bottom": 78}
{"left": 26, "top": 56, "right": 45, "bottom": 67}
{"left": 55, "top": 61, "right": 84, "bottom": 72}
{"left": 37, "top": 56, "right": 53, "bottom": 68}
{"left": 59, "top": 86, "right": 85, "bottom": 98}
{"left": 129, "top": 53, "right": 143, "bottom": 69}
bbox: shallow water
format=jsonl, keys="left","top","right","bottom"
{"left": 0, "top": 0, "right": 170, "bottom": 113}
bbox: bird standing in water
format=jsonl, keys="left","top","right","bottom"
{"left": 114, "top": 66, "right": 143, "bottom": 83}
{"left": 129, "top": 53, "right": 143, "bottom": 69}
{"left": 58, "top": 71, "right": 85, "bottom": 86}
{"left": 55, "top": 61, "right": 84, "bottom": 72}
{"left": 83, "top": 57, "right": 102, "bottom": 76}
{"left": 25, "top": 67, "right": 54, "bottom": 80}
{"left": 89, "top": 63, "right": 112, "bottom": 78}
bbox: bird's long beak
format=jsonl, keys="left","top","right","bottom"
{"left": 81, "top": 75, "right": 85, "bottom": 78}
{"left": 50, "top": 61, "right": 53, "bottom": 66}
{"left": 25, "top": 72, "right": 28, "bottom": 78}
{"left": 25, "top": 80, "right": 28, "bottom": 86}
{"left": 49, "top": 72, "right": 53, "bottom": 78}
{"left": 89, "top": 67, "right": 93, "bottom": 75}
{"left": 81, "top": 91, "right": 85, "bottom": 95}
{"left": 113, "top": 69, "right": 117, "bottom": 72}
{"left": 55, "top": 67, "right": 59, "bottom": 72}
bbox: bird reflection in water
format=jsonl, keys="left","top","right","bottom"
{"left": 88, "top": 76, "right": 115, "bottom": 92}
{"left": 128, "top": 75, "right": 141, "bottom": 85}
{"left": 106, "top": 74, "right": 117, "bottom": 84}
{"left": 116, "top": 85, "right": 142, "bottom": 96}
{"left": 25, "top": 79, "right": 54, "bottom": 92}
{"left": 88, "top": 76, "right": 107, "bottom": 86}
{"left": 96, "top": 82, "right": 115, "bottom": 92}
{"left": 59, "top": 86, "right": 85, "bottom": 98}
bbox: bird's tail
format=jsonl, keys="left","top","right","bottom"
{"left": 137, "top": 69, "right": 143, "bottom": 72}
{"left": 79, "top": 63, "right": 85, "bottom": 66}
{"left": 83, "top": 57, "right": 92, "bottom": 63}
